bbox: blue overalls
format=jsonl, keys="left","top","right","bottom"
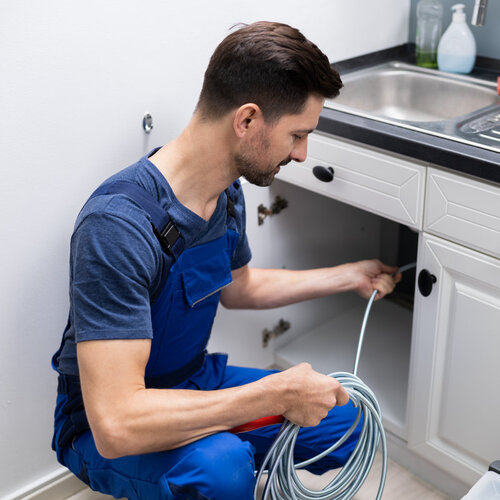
{"left": 52, "top": 181, "right": 362, "bottom": 500}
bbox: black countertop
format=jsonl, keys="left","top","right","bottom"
{"left": 319, "top": 44, "right": 500, "bottom": 184}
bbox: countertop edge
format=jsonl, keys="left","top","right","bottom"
{"left": 318, "top": 109, "right": 500, "bottom": 185}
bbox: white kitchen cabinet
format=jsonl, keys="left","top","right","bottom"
{"left": 408, "top": 233, "right": 500, "bottom": 486}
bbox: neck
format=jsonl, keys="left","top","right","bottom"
{"left": 149, "top": 114, "right": 238, "bottom": 221}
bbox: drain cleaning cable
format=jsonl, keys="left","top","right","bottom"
{"left": 253, "top": 262, "right": 417, "bottom": 500}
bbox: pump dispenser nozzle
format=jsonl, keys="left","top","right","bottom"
{"left": 451, "top": 3, "right": 467, "bottom": 22}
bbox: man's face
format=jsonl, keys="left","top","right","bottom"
{"left": 235, "top": 95, "right": 324, "bottom": 187}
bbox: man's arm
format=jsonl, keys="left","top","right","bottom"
{"left": 220, "top": 259, "right": 401, "bottom": 310}
{"left": 78, "top": 338, "right": 348, "bottom": 459}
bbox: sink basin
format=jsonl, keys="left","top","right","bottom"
{"left": 326, "top": 62, "right": 498, "bottom": 122}
{"left": 324, "top": 61, "right": 500, "bottom": 152}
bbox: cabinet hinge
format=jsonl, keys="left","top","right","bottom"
{"left": 262, "top": 318, "right": 290, "bottom": 348}
{"left": 258, "top": 196, "right": 288, "bottom": 226}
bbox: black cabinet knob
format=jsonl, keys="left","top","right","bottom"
{"left": 312, "top": 166, "right": 334, "bottom": 182}
{"left": 418, "top": 269, "right": 437, "bottom": 297}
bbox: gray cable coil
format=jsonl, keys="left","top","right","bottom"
{"left": 255, "top": 262, "right": 416, "bottom": 500}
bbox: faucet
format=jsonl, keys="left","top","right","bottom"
{"left": 471, "top": 0, "right": 488, "bottom": 26}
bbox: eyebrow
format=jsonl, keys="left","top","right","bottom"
{"left": 294, "top": 128, "right": 315, "bottom": 135}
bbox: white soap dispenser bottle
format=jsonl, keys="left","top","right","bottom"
{"left": 437, "top": 3, "right": 476, "bottom": 74}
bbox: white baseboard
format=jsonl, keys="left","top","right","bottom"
{"left": 2, "top": 468, "right": 87, "bottom": 500}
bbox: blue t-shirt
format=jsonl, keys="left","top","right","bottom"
{"left": 55, "top": 150, "right": 251, "bottom": 376}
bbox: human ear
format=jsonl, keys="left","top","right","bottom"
{"left": 233, "top": 103, "right": 262, "bottom": 138}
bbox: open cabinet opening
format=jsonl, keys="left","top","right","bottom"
{"left": 210, "top": 178, "right": 418, "bottom": 440}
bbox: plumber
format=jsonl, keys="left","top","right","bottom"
{"left": 51, "top": 21, "right": 400, "bottom": 500}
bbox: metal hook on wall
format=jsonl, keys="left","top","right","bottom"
{"left": 142, "top": 113, "right": 154, "bottom": 134}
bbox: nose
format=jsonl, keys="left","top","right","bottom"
{"left": 290, "top": 137, "right": 308, "bottom": 163}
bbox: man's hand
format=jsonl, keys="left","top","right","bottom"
{"left": 269, "top": 363, "right": 349, "bottom": 428}
{"left": 349, "top": 259, "right": 401, "bottom": 301}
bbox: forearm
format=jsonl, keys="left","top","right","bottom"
{"left": 79, "top": 338, "right": 348, "bottom": 459}
{"left": 88, "top": 372, "right": 284, "bottom": 458}
{"left": 222, "top": 264, "right": 356, "bottom": 309}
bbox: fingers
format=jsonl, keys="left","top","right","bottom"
{"left": 327, "top": 374, "right": 350, "bottom": 408}
{"left": 372, "top": 272, "right": 399, "bottom": 299}
{"left": 280, "top": 364, "right": 349, "bottom": 427}
{"left": 352, "top": 259, "right": 404, "bottom": 300}
{"left": 335, "top": 381, "right": 350, "bottom": 407}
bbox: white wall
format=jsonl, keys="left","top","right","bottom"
{"left": 0, "top": 1, "right": 409, "bottom": 497}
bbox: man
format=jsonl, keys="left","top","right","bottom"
{"left": 52, "top": 21, "right": 400, "bottom": 499}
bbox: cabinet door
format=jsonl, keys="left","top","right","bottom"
{"left": 407, "top": 233, "right": 500, "bottom": 487}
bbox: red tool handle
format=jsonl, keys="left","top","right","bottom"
{"left": 229, "top": 415, "right": 285, "bottom": 434}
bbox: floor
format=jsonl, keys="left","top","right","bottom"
{"left": 67, "top": 452, "right": 452, "bottom": 499}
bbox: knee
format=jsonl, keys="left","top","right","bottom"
{"left": 193, "top": 434, "right": 256, "bottom": 499}
{"left": 164, "top": 433, "right": 256, "bottom": 500}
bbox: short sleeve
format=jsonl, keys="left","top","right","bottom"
{"left": 70, "top": 209, "right": 161, "bottom": 342}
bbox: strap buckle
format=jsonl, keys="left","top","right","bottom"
{"left": 154, "top": 220, "right": 181, "bottom": 253}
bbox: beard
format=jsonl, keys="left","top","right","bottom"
{"left": 235, "top": 130, "right": 292, "bottom": 187}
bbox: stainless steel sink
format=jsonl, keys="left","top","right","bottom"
{"left": 324, "top": 62, "right": 500, "bottom": 152}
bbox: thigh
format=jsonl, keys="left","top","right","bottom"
{"left": 217, "top": 364, "right": 280, "bottom": 389}
{"left": 66, "top": 430, "right": 256, "bottom": 500}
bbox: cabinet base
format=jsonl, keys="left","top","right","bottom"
{"left": 386, "top": 431, "right": 470, "bottom": 499}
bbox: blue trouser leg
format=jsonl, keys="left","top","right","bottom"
{"left": 62, "top": 429, "right": 256, "bottom": 500}
{"left": 54, "top": 363, "right": 361, "bottom": 499}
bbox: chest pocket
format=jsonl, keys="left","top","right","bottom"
{"left": 181, "top": 252, "right": 233, "bottom": 307}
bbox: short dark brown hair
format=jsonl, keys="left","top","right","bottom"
{"left": 196, "top": 21, "right": 343, "bottom": 122}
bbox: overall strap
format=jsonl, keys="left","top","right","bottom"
{"left": 225, "top": 181, "right": 239, "bottom": 231}
{"left": 225, "top": 188, "right": 236, "bottom": 219}
{"left": 90, "top": 180, "right": 185, "bottom": 260}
